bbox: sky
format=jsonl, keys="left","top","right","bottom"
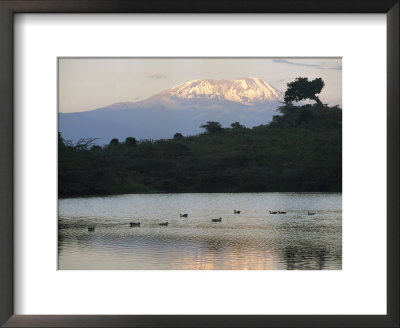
{"left": 59, "top": 58, "right": 342, "bottom": 113}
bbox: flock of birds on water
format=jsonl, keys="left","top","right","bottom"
{"left": 86, "top": 209, "right": 316, "bottom": 232}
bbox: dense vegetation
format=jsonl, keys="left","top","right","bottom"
{"left": 59, "top": 103, "right": 342, "bottom": 197}
{"left": 284, "top": 77, "right": 325, "bottom": 106}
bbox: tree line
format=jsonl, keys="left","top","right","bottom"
{"left": 59, "top": 77, "right": 342, "bottom": 197}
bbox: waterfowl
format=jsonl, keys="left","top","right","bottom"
{"left": 278, "top": 211, "right": 287, "bottom": 214}
{"left": 159, "top": 222, "right": 168, "bottom": 226}
{"left": 212, "top": 217, "right": 222, "bottom": 222}
{"left": 88, "top": 226, "right": 95, "bottom": 232}
{"left": 179, "top": 213, "right": 188, "bottom": 218}
{"left": 308, "top": 211, "right": 315, "bottom": 215}
{"left": 234, "top": 209, "right": 241, "bottom": 214}
{"left": 130, "top": 222, "right": 140, "bottom": 227}
{"left": 269, "top": 211, "right": 278, "bottom": 214}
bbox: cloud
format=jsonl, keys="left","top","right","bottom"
{"left": 331, "top": 63, "right": 342, "bottom": 70}
{"left": 273, "top": 59, "right": 319, "bottom": 68}
{"left": 273, "top": 59, "right": 341, "bottom": 70}
{"left": 142, "top": 71, "right": 167, "bottom": 79}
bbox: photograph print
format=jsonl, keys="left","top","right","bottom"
{"left": 58, "top": 57, "right": 342, "bottom": 270}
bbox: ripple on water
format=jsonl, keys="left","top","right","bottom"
{"left": 58, "top": 192, "right": 342, "bottom": 270}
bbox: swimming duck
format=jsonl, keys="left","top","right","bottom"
{"left": 130, "top": 222, "right": 140, "bottom": 227}
{"left": 234, "top": 209, "right": 241, "bottom": 214}
{"left": 179, "top": 213, "right": 188, "bottom": 218}
{"left": 88, "top": 226, "right": 95, "bottom": 232}
{"left": 159, "top": 222, "right": 168, "bottom": 226}
{"left": 212, "top": 217, "right": 222, "bottom": 222}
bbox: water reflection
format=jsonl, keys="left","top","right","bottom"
{"left": 58, "top": 192, "right": 342, "bottom": 270}
{"left": 283, "top": 245, "right": 328, "bottom": 270}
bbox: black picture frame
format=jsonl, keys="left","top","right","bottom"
{"left": 0, "top": 1, "right": 398, "bottom": 327}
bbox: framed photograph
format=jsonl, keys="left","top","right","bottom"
{"left": 58, "top": 57, "right": 343, "bottom": 271}
{"left": 0, "top": 1, "right": 398, "bottom": 327}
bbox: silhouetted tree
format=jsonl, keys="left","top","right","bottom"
{"left": 125, "top": 137, "right": 137, "bottom": 146}
{"left": 174, "top": 133, "right": 184, "bottom": 139}
{"left": 109, "top": 138, "right": 119, "bottom": 145}
{"left": 74, "top": 137, "right": 97, "bottom": 152}
{"left": 284, "top": 77, "right": 325, "bottom": 105}
{"left": 58, "top": 132, "right": 73, "bottom": 150}
{"left": 230, "top": 122, "right": 245, "bottom": 129}
{"left": 200, "top": 121, "right": 223, "bottom": 133}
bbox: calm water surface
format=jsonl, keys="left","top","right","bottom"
{"left": 58, "top": 193, "right": 341, "bottom": 270}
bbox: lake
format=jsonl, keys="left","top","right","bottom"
{"left": 58, "top": 192, "right": 342, "bottom": 270}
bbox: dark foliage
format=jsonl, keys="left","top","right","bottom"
{"left": 200, "top": 121, "right": 223, "bottom": 133}
{"left": 125, "top": 137, "right": 137, "bottom": 146}
{"left": 284, "top": 77, "right": 325, "bottom": 105}
{"left": 174, "top": 133, "right": 184, "bottom": 139}
{"left": 109, "top": 138, "right": 119, "bottom": 145}
{"left": 59, "top": 104, "right": 342, "bottom": 197}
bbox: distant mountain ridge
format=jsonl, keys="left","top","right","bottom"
{"left": 59, "top": 77, "right": 283, "bottom": 144}
{"left": 96, "top": 77, "right": 282, "bottom": 111}
{"left": 136, "top": 77, "right": 282, "bottom": 107}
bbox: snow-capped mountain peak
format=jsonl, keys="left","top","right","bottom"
{"left": 61, "top": 77, "right": 284, "bottom": 143}
{"left": 98, "top": 77, "right": 282, "bottom": 111}
{"left": 157, "top": 77, "right": 282, "bottom": 105}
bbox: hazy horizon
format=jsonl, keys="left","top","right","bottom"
{"left": 59, "top": 57, "right": 342, "bottom": 113}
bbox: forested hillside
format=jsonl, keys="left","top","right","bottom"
{"left": 59, "top": 103, "right": 342, "bottom": 197}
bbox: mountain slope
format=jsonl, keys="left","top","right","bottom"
{"left": 59, "top": 77, "right": 283, "bottom": 144}
{"left": 134, "top": 77, "right": 282, "bottom": 108}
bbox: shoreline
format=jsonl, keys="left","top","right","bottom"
{"left": 58, "top": 190, "right": 343, "bottom": 200}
